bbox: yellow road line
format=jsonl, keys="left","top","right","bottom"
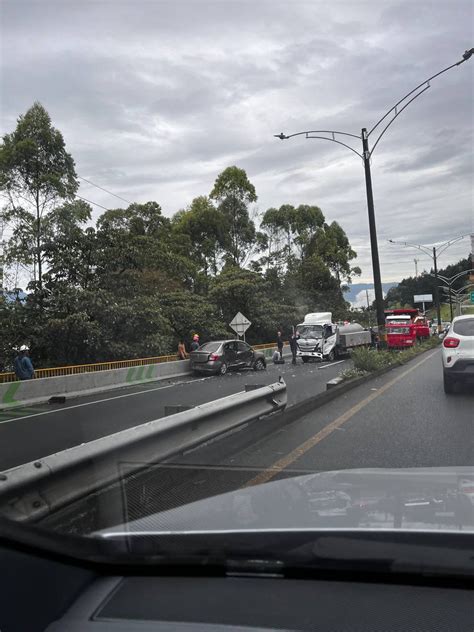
{"left": 245, "top": 349, "right": 439, "bottom": 488}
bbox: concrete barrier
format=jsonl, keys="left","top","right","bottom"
{"left": 0, "top": 359, "right": 191, "bottom": 411}
{"left": 0, "top": 347, "right": 291, "bottom": 411}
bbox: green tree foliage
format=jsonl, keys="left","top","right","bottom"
{"left": 0, "top": 102, "right": 78, "bottom": 301}
{"left": 171, "top": 196, "right": 226, "bottom": 278}
{"left": 261, "top": 204, "right": 325, "bottom": 264}
{"left": 159, "top": 291, "right": 228, "bottom": 341}
{"left": 385, "top": 256, "right": 472, "bottom": 308}
{"left": 42, "top": 199, "right": 95, "bottom": 290}
{"left": 1, "top": 105, "right": 360, "bottom": 368}
{"left": 209, "top": 266, "right": 299, "bottom": 343}
{"left": 307, "top": 220, "right": 359, "bottom": 283}
{"left": 210, "top": 166, "right": 259, "bottom": 266}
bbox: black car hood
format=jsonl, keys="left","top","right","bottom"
{"left": 98, "top": 467, "right": 474, "bottom": 536}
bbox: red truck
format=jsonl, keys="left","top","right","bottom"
{"left": 385, "top": 309, "right": 430, "bottom": 349}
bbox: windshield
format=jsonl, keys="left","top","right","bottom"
{"left": 0, "top": 0, "right": 473, "bottom": 575}
{"left": 298, "top": 325, "right": 324, "bottom": 339}
{"left": 453, "top": 318, "right": 474, "bottom": 336}
{"left": 198, "top": 342, "right": 222, "bottom": 352}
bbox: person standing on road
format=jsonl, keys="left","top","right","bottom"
{"left": 13, "top": 345, "right": 35, "bottom": 380}
{"left": 177, "top": 339, "right": 188, "bottom": 360}
{"left": 289, "top": 329, "right": 300, "bottom": 365}
{"left": 190, "top": 334, "right": 200, "bottom": 352}
{"left": 369, "top": 327, "right": 376, "bottom": 348}
{"left": 276, "top": 330, "right": 284, "bottom": 360}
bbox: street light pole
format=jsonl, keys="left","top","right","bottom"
{"left": 437, "top": 270, "right": 474, "bottom": 321}
{"left": 275, "top": 49, "right": 473, "bottom": 339}
{"left": 432, "top": 246, "right": 442, "bottom": 328}
{"left": 389, "top": 236, "right": 469, "bottom": 329}
{"left": 362, "top": 128, "right": 385, "bottom": 330}
{"left": 447, "top": 281, "right": 453, "bottom": 321}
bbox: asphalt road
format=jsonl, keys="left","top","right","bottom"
{"left": 172, "top": 347, "right": 473, "bottom": 479}
{"left": 0, "top": 356, "right": 350, "bottom": 470}
{"left": 42, "top": 346, "right": 474, "bottom": 534}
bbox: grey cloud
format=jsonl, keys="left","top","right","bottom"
{"left": 1, "top": 0, "right": 473, "bottom": 283}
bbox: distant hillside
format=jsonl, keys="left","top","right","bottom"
{"left": 344, "top": 282, "right": 397, "bottom": 306}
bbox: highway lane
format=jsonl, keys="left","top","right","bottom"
{"left": 175, "top": 347, "right": 473, "bottom": 480}
{"left": 43, "top": 347, "right": 474, "bottom": 534}
{"left": 0, "top": 357, "right": 350, "bottom": 470}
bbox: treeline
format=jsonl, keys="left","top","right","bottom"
{"left": 385, "top": 256, "right": 472, "bottom": 308}
{"left": 0, "top": 103, "right": 360, "bottom": 368}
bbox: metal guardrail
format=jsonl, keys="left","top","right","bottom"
{"left": 0, "top": 342, "right": 285, "bottom": 384}
{"left": 0, "top": 380, "right": 287, "bottom": 522}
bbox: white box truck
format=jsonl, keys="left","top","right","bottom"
{"left": 296, "top": 312, "right": 372, "bottom": 362}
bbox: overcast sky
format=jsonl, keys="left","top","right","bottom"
{"left": 1, "top": 0, "right": 473, "bottom": 283}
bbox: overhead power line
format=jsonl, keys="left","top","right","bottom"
{"left": 78, "top": 175, "right": 133, "bottom": 205}
{"left": 76, "top": 194, "right": 111, "bottom": 212}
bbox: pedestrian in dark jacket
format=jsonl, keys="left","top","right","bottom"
{"left": 13, "top": 345, "right": 35, "bottom": 380}
{"left": 289, "top": 329, "right": 300, "bottom": 365}
{"left": 276, "top": 330, "right": 284, "bottom": 359}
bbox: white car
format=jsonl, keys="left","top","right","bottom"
{"left": 441, "top": 315, "right": 474, "bottom": 394}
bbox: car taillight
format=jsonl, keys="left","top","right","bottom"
{"left": 209, "top": 353, "right": 220, "bottom": 361}
{"left": 443, "top": 337, "right": 460, "bottom": 348}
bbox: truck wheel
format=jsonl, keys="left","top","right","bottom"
{"left": 302, "top": 357, "right": 309, "bottom": 363}
{"left": 327, "top": 349, "right": 336, "bottom": 362}
{"left": 443, "top": 372, "right": 454, "bottom": 394}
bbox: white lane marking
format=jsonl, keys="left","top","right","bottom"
{"left": 317, "top": 360, "right": 346, "bottom": 369}
{"left": 0, "top": 376, "right": 215, "bottom": 425}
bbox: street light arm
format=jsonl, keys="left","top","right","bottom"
{"left": 275, "top": 129, "right": 365, "bottom": 158}
{"left": 430, "top": 268, "right": 474, "bottom": 284}
{"left": 276, "top": 129, "right": 362, "bottom": 140}
{"left": 436, "top": 234, "right": 469, "bottom": 257}
{"left": 452, "top": 283, "right": 474, "bottom": 294}
{"left": 439, "top": 283, "right": 474, "bottom": 295}
{"left": 388, "top": 239, "right": 433, "bottom": 257}
{"left": 274, "top": 130, "right": 363, "bottom": 158}
{"left": 449, "top": 268, "right": 474, "bottom": 283}
{"left": 303, "top": 135, "right": 364, "bottom": 159}
{"left": 368, "top": 50, "right": 473, "bottom": 138}
{"left": 369, "top": 84, "right": 431, "bottom": 157}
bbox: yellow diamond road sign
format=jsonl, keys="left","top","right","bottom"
{"left": 229, "top": 312, "right": 251, "bottom": 336}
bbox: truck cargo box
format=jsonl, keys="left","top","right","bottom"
{"left": 338, "top": 324, "right": 372, "bottom": 348}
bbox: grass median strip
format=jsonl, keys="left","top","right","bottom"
{"left": 339, "top": 337, "right": 441, "bottom": 381}
{"left": 244, "top": 348, "right": 439, "bottom": 488}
